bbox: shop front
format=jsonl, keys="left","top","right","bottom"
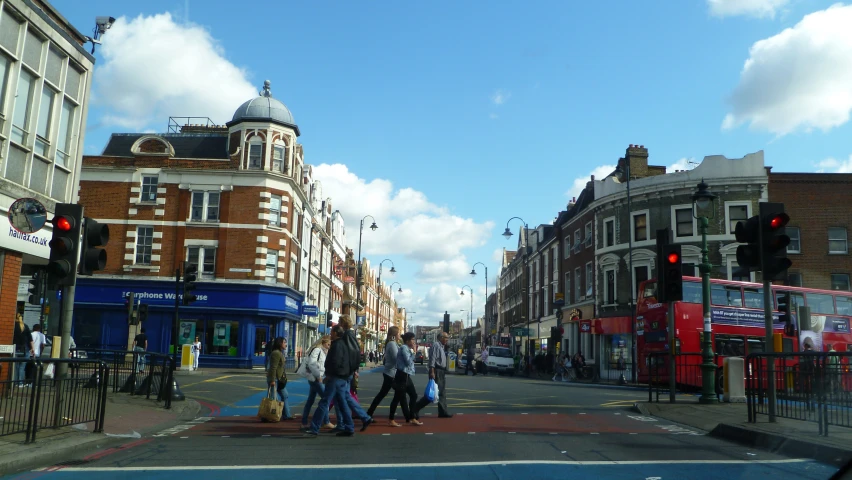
{"left": 73, "top": 278, "right": 303, "bottom": 369}
{"left": 593, "top": 316, "right": 633, "bottom": 382}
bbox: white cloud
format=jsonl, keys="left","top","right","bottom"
{"left": 566, "top": 165, "right": 616, "bottom": 199}
{"left": 407, "top": 283, "right": 482, "bottom": 327}
{"left": 93, "top": 13, "right": 257, "bottom": 130}
{"left": 707, "top": 0, "right": 789, "bottom": 18}
{"left": 417, "top": 257, "right": 471, "bottom": 283}
{"left": 668, "top": 157, "right": 696, "bottom": 172}
{"left": 491, "top": 89, "right": 511, "bottom": 105}
{"left": 489, "top": 113, "right": 499, "bottom": 120}
{"left": 313, "top": 164, "right": 493, "bottom": 263}
{"left": 492, "top": 248, "right": 503, "bottom": 264}
{"left": 815, "top": 155, "right": 852, "bottom": 173}
{"left": 722, "top": 4, "right": 852, "bottom": 136}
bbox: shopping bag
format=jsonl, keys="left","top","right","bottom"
{"left": 424, "top": 378, "right": 438, "bottom": 403}
{"left": 43, "top": 363, "right": 55, "bottom": 379}
{"left": 258, "top": 387, "right": 284, "bottom": 423}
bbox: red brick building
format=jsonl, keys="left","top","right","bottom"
{"left": 768, "top": 172, "right": 852, "bottom": 291}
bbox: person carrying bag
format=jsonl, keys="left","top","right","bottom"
{"left": 265, "top": 337, "right": 293, "bottom": 420}
{"left": 258, "top": 386, "right": 284, "bottom": 423}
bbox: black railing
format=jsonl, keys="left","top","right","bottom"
{"left": 0, "top": 358, "right": 109, "bottom": 443}
{"left": 648, "top": 352, "right": 711, "bottom": 402}
{"left": 746, "top": 351, "right": 852, "bottom": 436}
{"left": 74, "top": 349, "right": 174, "bottom": 409}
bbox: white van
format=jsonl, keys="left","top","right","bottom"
{"left": 482, "top": 346, "right": 514, "bottom": 375}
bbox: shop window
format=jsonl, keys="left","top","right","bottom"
{"left": 206, "top": 320, "right": 239, "bottom": 356}
{"left": 831, "top": 274, "right": 850, "bottom": 291}
{"left": 177, "top": 319, "right": 203, "bottom": 347}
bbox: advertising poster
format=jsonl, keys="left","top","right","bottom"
{"left": 179, "top": 322, "right": 196, "bottom": 345}
{"left": 213, "top": 322, "right": 231, "bottom": 347}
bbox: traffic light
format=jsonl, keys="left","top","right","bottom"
{"left": 777, "top": 291, "right": 791, "bottom": 325}
{"left": 47, "top": 204, "right": 83, "bottom": 287}
{"left": 327, "top": 311, "right": 334, "bottom": 328}
{"left": 79, "top": 217, "right": 110, "bottom": 276}
{"left": 182, "top": 262, "right": 198, "bottom": 305}
{"left": 659, "top": 244, "right": 683, "bottom": 302}
{"left": 734, "top": 213, "right": 761, "bottom": 275}
{"left": 137, "top": 303, "right": 149, "bottom": 323}
{"left": 126, "top": 292, "right": 136, "bottom": 324}
{"left": 759, "top": 203, "right": 792, "bottom": 281}
{"left": 28, "top": 270, "right": 44, "bottom": 305}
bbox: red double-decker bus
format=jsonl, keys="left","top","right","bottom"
{"left": 636, "top": 276, "right": 852, "bottom": 390}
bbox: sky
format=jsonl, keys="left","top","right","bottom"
{"left": 56, "top": 0, "right": 852, "bottom": 327}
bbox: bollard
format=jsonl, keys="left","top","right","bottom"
{"left": 723, "top": 357, "right": 746, "bottom": 403}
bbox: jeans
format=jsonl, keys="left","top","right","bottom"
{"left": 134, "top": 347, "right": 147, "bottom": 372}
{"left": 16, "top": 352, "right": 28, "bottom": 385}
{"left": 274, "top": 379, "right": 293, "bottom": 419}
{"left": 302, "top": 380, "right": 329, "bottom": 426}
{"left": 310, "top": 377, "right": 352, "bottom": 433}
{"left": 367, "top": 374, "right": 400, "bottom": 420}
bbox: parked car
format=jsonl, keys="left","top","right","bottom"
{"left": 415, "top": 351, "right": 425, "bottom": 364}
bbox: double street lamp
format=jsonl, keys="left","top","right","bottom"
{"left": 470, "top": 262, "right": 488, "bottom": 346}
{"left": 692, "top": 180, "right": 719, "bottom": 404}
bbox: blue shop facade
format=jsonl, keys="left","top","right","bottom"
{"left": 72, "top": 278, "right": 308, "bottom": 368}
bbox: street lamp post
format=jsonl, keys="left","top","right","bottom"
{"left": 470, "top": 262, "right": 488, "bottom": 346}
{"left": 692, "top": 180, "right": 719, "bottom": 404}
{"left": 503, "top": 217, "right": 532, "bottom": 358}
{"left": 614, "top": 161, "right": 637, "bottom": 383}
{"left": 356, "top": 215, "right": 378, "bottom": 308}
{"left": 460, "top": 285, "right": 474, "bottom": 349}
{"left": 376, "top": 259, "right": 396, "bottom": 347}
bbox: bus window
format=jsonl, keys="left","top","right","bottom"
{"left": 776, "top": 291, "right": 805, "bottom": 312}
{"left": 642, "top": 281, "right": 657, "bottom": 299}
{"left": 836, "top": 296, "right": 852, "bottom": 316}
{"left": 743, "top": 288, "right": 764, "bottom": 310}
{"left": 711, "top": 285, "right": 742, "bottom": 307}
{"left": 682, "top": 281, "right": 701, "bottom": 304}
{"left": 747, "top": 337, "right": 766, "bottom": 354}
{"left": 782, "top": 338, "right": 794, "bottom": 353}
{"left": 807, "top": 293, "right": 835, "bottom": 315}
{"left": 715, "top": 335, "right": 745, "bottom": 356}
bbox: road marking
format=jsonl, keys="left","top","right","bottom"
{"left": 262, "top": 435, "right": 270, "bottom": 437}
{"left": 53, "top": 459, "right": 815, "bottom": 471}
{"left": 590, "top": 433, "right": 599, "bottom": 435}
{"left": 656, "top": 424, "right": 702, "bottom": 435}
{"left": 487, "top": 413, "right": 494, "bottom": 415}
{"left": 425, "top": 433, "right": 433, "bottom": 435}
{"left": 627, "top": 415, "right": 657, "bottom": 422}
{"left": 468, "top": 432, "right": 475, "bottom": 435}
{"left": 549, "top": 432, "right": 557, "bottom": 435}
{"left": 579, "top": 413, "right": 587, "bottom": 415}
{"left": 382, "top": 433, "right": 391, "bottom": 436}
{"left": 614, "top": 413, "right": 621, "bottom": 415}
{"left": 508, "top": 432, "right": 516, "bottom": 434}
{"left": 550, "top": 412, "right": 557, "bottom": 415}
{"left": 221, "top": 436, "right": 230, "bottom": 438}
{"left": 521, "top": 413, "right": 528, "bottom": 415}
{"left": 180, "top": 436, "right": 188, "bottom": 439}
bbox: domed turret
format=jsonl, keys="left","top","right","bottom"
{"left": 229, "top": 80, "right": 300, "bottom": 135}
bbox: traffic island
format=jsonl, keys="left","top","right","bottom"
{"left": 633, "top": 400, "right": 852, "bottom": 468}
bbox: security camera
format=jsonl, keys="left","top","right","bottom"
{"left": 95, "top": 16, "right": 115, "bottom": 34}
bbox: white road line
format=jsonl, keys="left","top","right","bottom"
{"left": 549, "top": 432, "right": 558, "bottom": 435}
{"left": 508, "top": 432, "right": 516, "bottom": 434}
{"left": 591, "top": 433, "right": 599, "bottom": 435}
{"left": 579, "top": 413, "right": 587, "bottom": 415}
{"left": 425, "top": 433, "right": 433, "bottom": 435}
{"left": 629, "top": 433, "right": 638, "bottom": 435}
{"left": 550, "top": 413, "right": 557, "bottom": 415}
{"left": 262, "top": 435, "right": 271, "bottom": 437}
{"left": 52, "top": 459, "right": 815, "bottom": 472}
{"left": 221, "top": 436, "right": 230, "bottom": 438}
{"left": 468, "top": 432, "right": 475, "bottom": 435}
{"left": 180, "top": 436, "right": 188, "bottom": 439}
{"left": 382, "top": 433, "right": 391, "bottom": 436}
{"left": 487, "top": 413, "right": 494, "bottom": 415}
{"left": 521, "top": 413, "right": 528, "bottom": 415}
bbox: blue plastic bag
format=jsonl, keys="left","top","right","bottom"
{"left": 424, "top": 378, "right": 438, "bottom": 403}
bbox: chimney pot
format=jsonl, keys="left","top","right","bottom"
{"left": 640, "top": 145, "right": 644, "bottom": 148}
{"left": 629, "top": 144, "right": 634, "bottom": 148}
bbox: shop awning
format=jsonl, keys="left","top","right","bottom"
{"left": 593, "top": 316, "right": 632, "bottom": 335}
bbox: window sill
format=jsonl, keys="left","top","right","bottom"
{"left": 828, "top": 252, "right": 849, "bottom": 255}
{"left": 186, "top": 221, "right": 220, "bottom": 227}
{"left": 124, "top": 265, "right": 159, "bottom": 271}
{"left": 138, "top": 201, "right": 158, "bottom": 206}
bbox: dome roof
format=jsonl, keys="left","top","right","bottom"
{"left": 230, "top": 80, "right": 300, "bottom": 135}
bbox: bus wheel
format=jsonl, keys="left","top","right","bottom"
{"left": 716, "top": 373, "right": 724, "bottom": 396}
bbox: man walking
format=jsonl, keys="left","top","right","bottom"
{"left": 414, "top": 332, "right": 452, "bottom": 418}
{"left": 464, "top": 345, "right": 476, "bottom": 376}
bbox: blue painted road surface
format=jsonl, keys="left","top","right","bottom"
{"left": 8, "top": 460, "right": 836, "bottom": 480}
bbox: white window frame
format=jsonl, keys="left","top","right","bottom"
{"left": 573, "top": 228, "right": 582, "bottom": 253}
{"left": 551, "top": 246, "right": 558, "bottom": 280}
{"left": 563, "top": 235, "right": 571, "bottom": 259}
{"left": 831, "top": 273, "right": 851, "bottom": 291}
{"left": 269, "top": 195, "right": 282, "bottom": 227}
{"left": 266, "top": 250, "right": 279, "bottom": 283}
{"left": 272, "top": 142, "right": 286, "bottom": 173}
{"left": 603, "top": 266, "right": 617, "bottom": 305}
{"left": 135, "top": 226, "right": 154, "bottom": 265}
{"left": 585, "top": 261, "right": 594, "bottom": 297}
{"left": 187, "top": 246, "right": 216, "bottom": 278}
{"left": 671, "top": 205, "right": 696, "bottom": 238}
{"left": 574, "top": 267, "right": 582, "bottom": 303}
{"left": 725, "top": 201, "right": 751, "bottom": 236}
{"left": 726, "top": 255, "right": 755, "bottom": 282}
{"left": 140, "top": 175, "right": 158, "bottom": 203}
{"left": 584, "top": 221, "right": 593, "bottom": 248}
{"left": 829, "top": 227, "right": 848, "bottom": 255}
{"left": 543, "top": 285, "right": 550, "bottom": 316}
{"left": 787, "top": 227, "right": 801, "bottom": 254}
{"left": 631, "top": 210, "right": 650, "bottom": 243}
{"left": 565, "top": 272, "right": 571, "bottom": 304}
{"left": 189, "top": 191, "right": 220, "bottom": 223}
{"left": 603, "top": 217, "right": 615, "bottom": 247}
{"left": 248, "top": 140, "right": 263, "bottom": 169}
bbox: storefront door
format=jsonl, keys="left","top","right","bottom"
{"left": 253, "top": 326, "right": 270, "bottom": 367}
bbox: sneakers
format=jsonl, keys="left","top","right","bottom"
{"left": 360, "top": 418, "right": 373, "bottom": 432}
{"left": 335, "top": 431, "right": 354, "bottom": 437}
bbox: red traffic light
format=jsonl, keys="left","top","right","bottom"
{"left": 667, "top": 252, "right": 680, "bottom": 264}
{"left": 54, "top": 216, "right": 73, "bottom": 232}
{"left": 768, "top": 213, "right": 790, "bottom": 230}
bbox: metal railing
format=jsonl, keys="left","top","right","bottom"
{"left": 746, "top": 351, "right": 852, "bottom": 436}
{"left": 648, "top": 352, "right": 711, "bottom": 402}
{"left": 74, "top": 349, "right": 174, "bottom": 409}
{"left": 0, "top": 358, "right": 109, "bottom": 443}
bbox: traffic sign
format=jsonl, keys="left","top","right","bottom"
{"left": 302, "top": 305, "right": 319, "bottom": 316}
{"left": 511, "top": 328, "right": 532, "bottom": 336}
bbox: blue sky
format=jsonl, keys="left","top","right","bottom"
{"left": 56, "top": 0, "right": 852, "bottom": 325}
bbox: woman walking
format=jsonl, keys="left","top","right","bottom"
{"left": 266, "top": 336, "right": 293, "bottom": 420}
{"left": 191, "top": 336, "right": 202, "bottom": 371}
{"left": 392, "top": 332, "right": 423, "bottom": 426}
{"left": 367, "top": 326, "right": 402, "bottom": 427}
{"left": 301, "top": 335, "right": 335, "bottom": 430}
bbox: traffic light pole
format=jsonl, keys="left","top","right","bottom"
{"left": 763, "top": 278, "right": 777, "bottom": 421}
{"left": 173, "top": 267, "right": 180, "bottom": 371}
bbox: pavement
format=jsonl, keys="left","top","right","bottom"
{"left": 635, "top": 396, "right": 852, "bottom": 468}
{"left": 0, "top": 366, "right": 844, "bottom": 479}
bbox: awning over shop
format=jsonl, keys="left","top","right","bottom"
{"left": 594, "top": 316, "right": 632, "bottom": 335}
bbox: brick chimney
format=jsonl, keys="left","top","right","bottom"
{"left": 618, "top": 144, "right": 650, "bottom": 180}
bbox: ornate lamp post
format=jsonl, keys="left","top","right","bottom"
{"left": 460, "top": 285, "right": 474, "bottom": 350}
{"left": 692, "top": 180, "right": 719, "bottom": 404}
{"left": 356, "top": 215, "right": 378, "bottom": 307}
